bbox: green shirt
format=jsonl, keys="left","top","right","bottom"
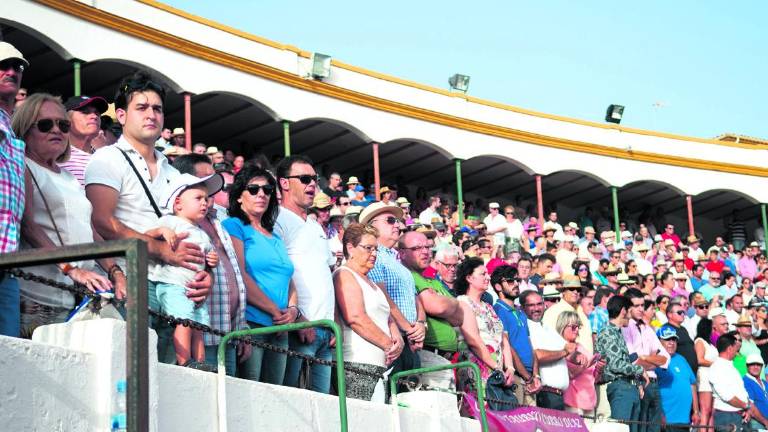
{"left": 412, "top": 271, "right": 459, "bottom": 352}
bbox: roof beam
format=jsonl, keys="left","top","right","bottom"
{"left": 296, "top": 130, "right": 351, "bottom": 154}
{"left": 217, "top": 117, "right": 275, "bottom": 143}
{"left": 164, "top": 93, "right": 218, "bottom": 118}
{"left": 344, "top": 142, "right": 418, "bottom": 173}
{"left": 192, "top": 102, "right": 253, "bottom": 131}
{"left": 463, "top": 167, "right": 526, "bottom": 194}
{"left": 667, "top": 191, "right": 729, "bottom": 214}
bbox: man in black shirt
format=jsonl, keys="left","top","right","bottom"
{"left": 665, "top": 301, "right": 698, "bottom": 373}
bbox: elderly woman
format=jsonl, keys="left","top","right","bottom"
{"left": 559, "top": 311, "right": 601, "bottom": 415}
{"left": 334, "top": 223, "right": 403, "bottom": 400}
{"left": 222, "top": 164, "right": 297, "bottom": 384}
{"left": 455, "top": 257, "right": 516, "bottom": 393}
{"left": 13, "top": 93, "right": 126, "bottom": 338}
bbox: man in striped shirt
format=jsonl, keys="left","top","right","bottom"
{"left": 58, "top": 95, "right": 107, "bottom": 187}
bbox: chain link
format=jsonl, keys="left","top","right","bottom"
{"left": 9, "top": 268, "right": 383, "bottom": 379}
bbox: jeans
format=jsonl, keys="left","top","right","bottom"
{"left": 283, "top": 327, "right": 333, "bottom": 394}
{"left": 607, "top": 379, "right": 641, "bottom": 432}
{"left": 639, "top": 381, "right": 661, "bottom": 432}
{"left": 148, "top": 281, "right": 175, "bottom": 364}
{"left": 205, "top": 344, "right": 236, "bottom": 376}
{"left": 536, "top": 391, "right": 565, "bottom": 411}
{"left": 0, "top": 273, "right": 19, "bottom": 337}
{"left": 714, "top": 411, "right": 749, "bottom": 432}
{"left": 237, "top": 322, "right": 288, "bottom": 385}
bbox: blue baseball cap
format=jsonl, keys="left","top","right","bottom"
{"left": 656, "top": 325, "right": 679, "bottom": 341}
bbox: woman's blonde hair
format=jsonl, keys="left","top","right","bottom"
{"left": 555, "top": 310, "right": 582, "bottom": 335}
{"left": 11, "top": 93, "right": 70, "bottom": 163}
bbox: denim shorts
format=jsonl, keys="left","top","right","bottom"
{"left": 155, "top": 282, "right": 209, "bottom": 326}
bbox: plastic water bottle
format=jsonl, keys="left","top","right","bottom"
{"left": 111, "top": 379, "right": 127, "bottom": 432}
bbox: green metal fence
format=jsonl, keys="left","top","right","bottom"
{"left": 388, "top": 361, "right": 489, "bottom": 432}
{"left": 216, "top": 319, "right": 347, "bottom": 432}
{"left": 0, "top": 239, "right": 149, "bottom": 432}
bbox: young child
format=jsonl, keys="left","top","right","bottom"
{"left": 147, "top": 173, "right": 223, "bottom": 369}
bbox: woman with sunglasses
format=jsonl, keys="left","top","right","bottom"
{"left": 13, "top": 93, "right": 126, "bottom": 337}
{"left": 558, "top": 311, "right": 601, "bottom": 415}
{"left": 641, "top": 273, "right": 655, "bottom": 296}
{"left": 334, "top": 223, "right": 403, "bottom": 401}
{"left": 694, "top": 317, "right": 721, "bottom": 428}
{"left": 573, "top": 260, "right": 593, "bottom": 287}
{"left": 223, "top": 164, "right": 297, "bottom": 384}
{"left": 652, "top": 295, "right": 670, "bottom": 329}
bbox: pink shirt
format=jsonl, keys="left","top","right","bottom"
{"left": 564, "top": 344, "right": 597, "bottom": 410}
{"left": 621, "top": 319, "right": 670, "bottom": 378}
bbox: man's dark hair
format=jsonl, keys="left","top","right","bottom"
{"left": 114, "top": 70, "right": 166, "bottom": 111}
{"left": 461, "top": 240, "right": 477, "bottom": 253}
{"left": 660, "top": 271, "right": 673, "bottom": 283}
{"left": 228, "top": 164, "right": 279, "bottom": 231}
{"left": 607, "top": 295, "right": 629, "bottom": 319}
{"left": 716, "top": 331, "right": 739, "bottom": 353}
{"left": 594, "top": 287, "right": 613, "bottom": 307}
{"left": 693, "top": 264, "right": 703, "bottom": 273}
{"left": 478, "top": 238, "right": 492, "bottom": 249}
{"left": 599, "top": 258, "right": 610, "bottom": 267}
{"left": 538, "top": 253, "right": 555, "bottom": 265}
{"left": 173, "top": 153, "right": 212, "bottom": 175}
{"left": 275, "top": 155, "right": 315, "bottom": 185}
{"left": 688, "top": 291, "right": 699, "bottom": 303}
{"left": 623, "top": 288, "right": 644, "bottom": 301}
{"left": 723, "top": 271, "right": 735, "bottom": 282}
{"left": 519, "top": 290, "right": 541, "bottom": 310}
{"left": 491, "top": 265, "right": 518, "bottom": 290}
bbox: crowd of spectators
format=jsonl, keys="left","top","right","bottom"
{"left": 4, "top": 41, "right": 768, "bottom": 430}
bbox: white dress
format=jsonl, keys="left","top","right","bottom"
{"left": 20, "top": 159, "right": 98, "bottom": 308}
{"left": 335, "top": 267, "right": 390, "bottom": 367}
{"left": 695, "top": 337, "right": 719, "bottom": 392}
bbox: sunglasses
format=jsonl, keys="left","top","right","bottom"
{"left": 245, "top": 184, "right": 274, "bottom": 196}
{"left": 283, "top": 174, "right": 318, "bottom": 185}
{"left": 339, "top": 202, "right": 351, "bottom": 206}
{"left": 0, "top": 59, "right": 25, "bottom": 73}
{"left": 33, "top": 118, "right": 71, "bottom": 134}
{"left": 563, "top": 287, "right": 581, "bottom": 293}
{"left": 672, "top": 310, "right": 686, "bottom": 316}
{"left": 372, "top": 216, "right": 404, "bottom": 225}
{"left": 505, "top": 212, "right": 515, "bottom": 215}
{"left": 566, "top": 324, "right": 582, "bottom": 331}
{"left": 696, "top": 305, "right": 709, "bottom": 310}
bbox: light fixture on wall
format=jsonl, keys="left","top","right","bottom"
{"left": 605, "top": 104, "right": 624, "bottom": 124}
{"left": 448, "top": 74, "right": 470, "bottom": 93}
{"left": 310, "top": 53, "right": 332, "bottom": 80}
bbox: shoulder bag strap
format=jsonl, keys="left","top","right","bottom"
{"left": 117, "top": 147, "right": 162, "bottom": 218}
{"left": 27, "top": 166, "right": 65, "bottom": 246}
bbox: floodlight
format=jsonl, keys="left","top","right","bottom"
{"left": 311, "top": 53, "right": 332, "bottom": 80}
{"left": 605, "top": 104, "right": 624, "bottom": 124}
{"left": 448, "top": 74, "right": 470, "bottom": 93}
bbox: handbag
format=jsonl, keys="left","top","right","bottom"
{"left": 117, "top": 147, "right": 162, "bottom": 217}
{"left": 484, "top": 370, "right": 518, "bottom": 411}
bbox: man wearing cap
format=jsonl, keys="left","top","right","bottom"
{"left": 345, "top": 176, "right": 359, "bottom": 199}
{"left": 655, "top": 325, "right": 699, "bottom": 428}
{"left": 206, "top": 147, "right": 224, "bottom": 164}
{"left": 86, "top": 71, "right": 211, "bottom": 361}
{"left": 709, "top": 331, "right": 754, "bottom": 431}
{"left": 543, "top": 275, "right": 594, "bottom": 352}
{"left": 623, "top": 289, "right": 670, "bottom": 432}
{"left": 171, "top": 127, "right": 185, "bottom": 147}
{"left": 363, "top": 201, "right": 427, "bottom": 379}
{"left": 687, "top": 235, "right": 704, "bottom": 261}
{"left": 743, "top": 354, "right": 768, "bottom": 430}
{"left": 578, "top": 226, "right": 597, "bottom": 250}
{"left": 633, "top": 243, "right": 653, "bottom": 276}
{"left": 482, "top": 202, "right": 506, "bottom": 250}
{"left": 0, "top": 42, "right": 28, "bottom": 337}
{"left": 273, "top": 155, "right": 336, "bottom": 394}
{"left": 556, "top": 236, "right": 578, "bottom": 276}
{"left": 400, "top": 230, "right": 463, "bottom": 389}
{"left": 58, "top": 95, "right": 108, "bottom": 187}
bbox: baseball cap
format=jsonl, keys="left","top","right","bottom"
{"left": 161, "top": 173, "right": 223, "bottom": 209}
{"left": 64, "top": 95, "right": 108, "bottom": 114}
{"left": 656, "top": 325, "right": 679, "bottom": 341}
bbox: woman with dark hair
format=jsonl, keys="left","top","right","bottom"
{"left": 222, "top": 164, "right": 297, "bottom": 384}
{"left": 694, "top": 317, "right": 720, "bottom": 428}
{"left": 652, "top": 295, "right": 670, "bottom": 328}
{"left": 573, "top": 260, "right": 592, "bottom": 287}
{"left": 454, "top": 257, "right": 516, "bottom": 394}
{"left": 641, "top": 274, "right": 655, "bottom": 296}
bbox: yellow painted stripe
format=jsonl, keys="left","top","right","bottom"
{"left": 33, "top": 0, "right": 768, "bottom": 178}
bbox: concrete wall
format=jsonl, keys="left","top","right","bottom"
{"left": 0, "top": 319, "right": 629, "bottom": 431}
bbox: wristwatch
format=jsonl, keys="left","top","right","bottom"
{"left": 288, "top": 305, "right": 302, "bottom": 321}
{"left": 417, "top": 320, "right": 428, "bottom": 330}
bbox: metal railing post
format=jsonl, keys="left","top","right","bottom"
{"left": 388, "top": 361, "right": 489, "bottom": 432}
{"left": 217, "top": 319, "right": 347, "bottom": 432}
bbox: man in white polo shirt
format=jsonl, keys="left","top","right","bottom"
{"left": 85, "top": 71, "right": 211, "bottom": 363}
{"left": 709, "top": 331, "right": 754, "bottom": 431}
{"left": 483, "top": 202, "right": 506, "bottom": 250}
{"left": 274, "top": 155, "right": 336, "bottom": 394}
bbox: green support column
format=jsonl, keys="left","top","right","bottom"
{"left": 611, "top": 186, "right": 620, "bottom": 242}
{"left": 282, "top": 120, "right": 291, "bottom": 156}
{"left": 455, "top": 159, "right": 464, "bottom": 226}
{"left": 73, "top": 60, "right": 82, "bottom": 97}
{"left": 762, "top": 204, "right": 768, "bottom": 249}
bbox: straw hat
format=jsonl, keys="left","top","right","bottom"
{"left": 735, "top": 314, "right": 753, "bottom": 327}
{"left": 561, "top": 275, "right": 581, "bottom": 289}
{"left": 358, "top": 202, "right": 404, "bottom": 225}
{"left": 347, "top": 176, "right": 360, "bottom": 185}
{"left": 311, "top": 193, "right": 332, "bottom": 210}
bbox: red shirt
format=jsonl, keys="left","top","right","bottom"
{"left": 661, "top": 232, "right": 682, "bottom": 249}
{"left": 705, "top": 259, "right": 725, "bottom": 274}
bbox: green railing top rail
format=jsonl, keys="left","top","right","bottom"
{"left": 388, "top": 361, "right": 489, "bottom": 432}
{"left": 216, "top": 319, "right": 347, "bottom": 432}
{"left": 0, "top": 240, "right": 149, "bottom": 432}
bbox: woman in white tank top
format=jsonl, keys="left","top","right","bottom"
{"left": 334, "top": 224, "right": 403, "bottom": 400}
{"left": 13, "top": 94, "right": 126, "bottom": 337}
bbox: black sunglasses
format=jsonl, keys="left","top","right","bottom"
{"left": 245, "top": 184, "right": 274, "bottom": 196}
{"left": 284, "top": 174, "right": 318, "bottom": 185}
{"left": 0, "top": 59, "right": 25, "bottom": 73}
{"left": 33, "top": 118, "right": 71, "bottom": 134}
{"left": 696, "top": 304, "right": 709, "bottom": 309}
{"left": 372, "top": 216, "right": 404, "bottom": 225}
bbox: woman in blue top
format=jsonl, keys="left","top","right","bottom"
{"left": 223, "top": 164, "right": 296, "bottom": 384}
